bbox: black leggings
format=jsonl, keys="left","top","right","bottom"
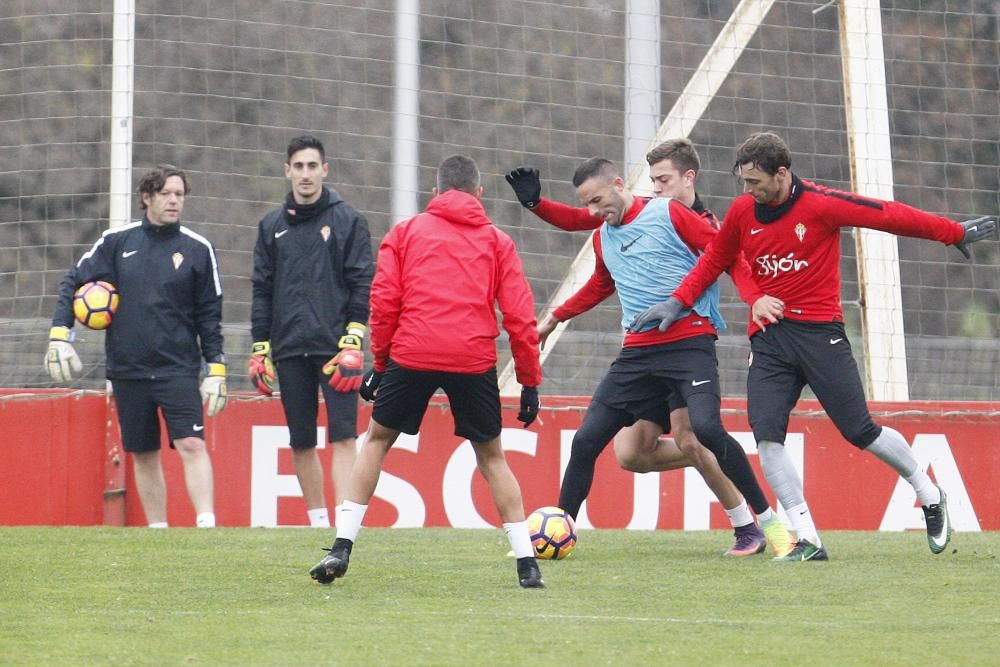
{"left": 558, "top": 394, "right": 770, "bottom": 519}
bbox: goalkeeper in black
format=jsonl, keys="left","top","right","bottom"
{"left": 45, "top": 164, "right": 226, "bottom": 528}
{"left": 250, "top": 135, "right": 375, "bottom": 528}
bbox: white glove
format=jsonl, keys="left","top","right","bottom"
{"left": 45, "top": 326, "right": 82, "bottom": 383}
{"left": 200, "top": 362, "right": 228, "bottom": 417}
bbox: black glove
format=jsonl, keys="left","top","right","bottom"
{"left": 517, "top": 386, "right": 539, "bottom": 427}
{"left": 505, "top": 167, "right": 541, "bottom": 209}
{"left": 629, "top": 296, "right": 683, "bottom": 333}
{"left": 954, "top": 216, "right": 996, "bottom": 259}
{"left": 359, "top": 369, "right": 383, "bottom": 402}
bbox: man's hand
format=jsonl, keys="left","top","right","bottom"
{"left": 505, "top": 167, "right": 541, "bottom": 209}
{"left": 324, "top": 323, "right": 367, "bottom": 393}
{"left": 751, "top": 295, "right": 785, "bottom": 331}
{"left": 200, "top": 362, "right": 228, "bottom": 417}
{"left": 359, "top": 369, "right": 383, "bottom": 402}
{"left": 628, "top": 296, "right": 683, "bottom": 333}
{"left": 537, "top": 313, "right": 560, "bottom": 351}
{"left": 247, "top": 341, "right": 276, "bottom": 396}
{"left": 324, "top": 349, "right": 364, "bottom": 392}
{"left": 518, "top": 386, "right": 540, "bottom": 427}
{"left": 954, "top": 216, "right": 996, "bottom": 259}
{"left": 45, "top": 326, "right": 81, "bottom": 383}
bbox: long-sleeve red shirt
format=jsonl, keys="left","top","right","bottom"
{"left": 369, "top": 189, "right": 542, "bottom": 387}
{"left": 673, "top": 175, "right": 965, "bottom": 337}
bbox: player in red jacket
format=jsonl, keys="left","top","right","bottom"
{"left": 633, "top": 131, "right": 996, "bottom": 560}
{"left": 310, "top": 155, "right": 546, "bottom": 588}
{"left": 506, "top": 139, "right": 775, "bottom": 557}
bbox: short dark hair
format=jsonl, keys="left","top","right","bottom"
{"left": 646, "top": 138, "right": 700, "bottom": 174}
{"left": 572, "top": 157, "right": 617, "bottom": 188}
{"left": 733, "top": 131, "right": 791, "bottom": 176}
{"left": 286, "top": 135, "right": 325, "bottom": 162}
{"left": 436, "top": 155, "right": 480, "bottom": 194}
{"left": 137, "top": 165, "right": 190, "bottom": 210}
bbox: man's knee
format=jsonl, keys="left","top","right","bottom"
{"left": 612, "top": 427, "right": 648, "bottom": 472}
{"left": 840, "top": 421, "right": 881, "bottom": 449}
{"left": 689, "top": 418, "right": 728, "bottom": 452}
{"left": 675, "top": 429, "right": 702, "bottom": 457}
{"left": 173, "top": 437, "right": 206, "bottom": 455}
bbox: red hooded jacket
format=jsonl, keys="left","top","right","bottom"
{"left": 369, "top": 189, "right": 542, "bottom": 387}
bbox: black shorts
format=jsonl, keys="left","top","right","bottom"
{"left": 747, "top": 319, "right": 880, "bottom": 448}
{"left": 372, "top": 361, "right": 501, "bottom": 443}
{"left": 277, "top": 356, "right": 359, "bottom": 448}
{"left": 111, "top": 377, "right": 204, "bottom": 453}
{"left": 592, "top": 335, "right": 719, "bottom": 428}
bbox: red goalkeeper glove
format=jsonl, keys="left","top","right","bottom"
{"left": 323, "top": 323, "right": 366, "bottom": 393}
{"left": 247, "top": 341, "right": 276, "bottom": 396}
{"left": 323, "top": 349, "right": 364, "bottom": 392}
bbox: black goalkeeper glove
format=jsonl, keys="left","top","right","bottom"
{"left": 954, "top": 216, "right": 996, "bottom": 259}
{"left": 629, "top": 296, "right": 683, "bottom": 333}
{"left": 517, "top": 386, "right": 539, "bottom": 427}
{"left": 505, "top": 167, "right": 541, "bottom": 209}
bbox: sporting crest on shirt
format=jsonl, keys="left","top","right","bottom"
{"left": 794, "top": 222, "right": 806, "bottom": 242}
{"left": 172, "top": 252, "right": 184, "bottom": 269}
{"left": 320, "top": 225, "right": 331, "bottom": 242}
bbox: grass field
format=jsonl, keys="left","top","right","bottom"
{"left": 2, "top": 527, "right": 998, "bottom": 666}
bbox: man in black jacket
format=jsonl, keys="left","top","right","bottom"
{"left": 250, "top": 135, "right": 375, "bottom": 527}
{"left": 45, "top": 165, "right": 226, "bottom": 528}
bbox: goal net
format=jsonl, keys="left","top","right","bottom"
{"left": 1, "top": 0, "right": 996, "bottom": 401}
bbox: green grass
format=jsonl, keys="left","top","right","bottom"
{"left": 2, "top": 528, "right": 998, "bottom": 666}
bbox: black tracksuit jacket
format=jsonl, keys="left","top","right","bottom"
{"left": 51, "top": 216, "right": 225, "bottom": 379}
{"left": 250, "top": 187, "right": 374, "bottom": 360}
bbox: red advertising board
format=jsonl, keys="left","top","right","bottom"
{"left": 1, "top": 391, "right": 997, "bottom": 532}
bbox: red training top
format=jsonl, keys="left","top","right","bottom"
{"left": 673, "top": 175, "right": 965, "bottom": 337}
{"left": 369, "top": 189, "right": 542, "bottom": 387}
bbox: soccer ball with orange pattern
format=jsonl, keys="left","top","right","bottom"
{"left": 528, "top": 506, "right": 577, "bottom": 560}
{"left": 73, "top": 281, "right": 119, "bottom": 330}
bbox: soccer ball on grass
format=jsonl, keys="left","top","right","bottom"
{"left": 528, "top": 506, "right": 577, "bottom": 560}
{"left": 73, "top": 281, "right": 119, "bottom": 330}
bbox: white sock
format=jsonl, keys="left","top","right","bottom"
{"left": 866, "top": 427, "right": 941, "bottom": 506}
{"left": 724, "top": 500, "right": 754, "bottom": 528}
{"left": 906, "top": 472, "right": 942, "bottom": 507}
{"left": 307, "top": 507, "right": 331, "bottom": 528}
{"left": 335, "top": 500, "right": 368, "bottom": 543}
{"left": 148, "top": 521, "right": 168, "bottom": 529}
{"left": 503, "top": 520, "right": 535, "bottom": 559}
{"left": 785, "top": 502, "right": 820, "bottom": 546}
{"left": 196, "top": 512, "right": 216, "bottom": 528}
